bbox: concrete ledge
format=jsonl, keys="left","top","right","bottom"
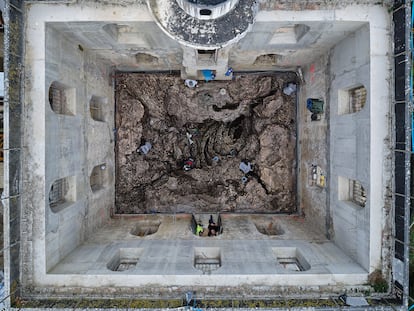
{"left": 32, "top": 215, "right": 369, "bottom": 295}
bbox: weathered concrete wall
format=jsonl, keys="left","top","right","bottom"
{"left": 49, "top": 20, "right": 183, "bottom": 72}
{"left": 329, "top": 24, "right": 371, "bottom": 270}
{"left": 26, "top": 5, "right": 375, "bottom": 74}
{"left": 329, "top": 20, "right": 390, "bottom": 272}
{"left": 45, "top": 26, "right": 86, "bottom": 270}
{"left": 230, "top": 18, "right": 365, "bottom": 70}
{"left": 297, "top": 55, "right": 330, "bottom": 236}
{"left": 44, "top": 26, "right": 115, "bottom": 271}
{"left": 21, "top": 23, "right": 115, "bottom": 276}
{"left": 84, "top": 50, "right": 115, "bottom": 237}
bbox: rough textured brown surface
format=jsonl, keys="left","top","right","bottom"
{"left": 115, "top": 73, "right": 297, "bottom": 214}
{"left": 259, "top": 0, "right": 392, "bottom": 10}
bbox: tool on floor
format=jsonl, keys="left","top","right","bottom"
{"left": 306, "top": 98, "right": 324, "bottom": 121}
{"left": 310, "top": 164, "right": 325, "bottom": 187}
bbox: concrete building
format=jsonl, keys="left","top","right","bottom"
{"left": 2, "top": 0, "right": 411, "bottom": 309}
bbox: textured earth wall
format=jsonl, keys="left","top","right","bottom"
{"left": 115, "top": 73, "right": 297, "bottom": 213}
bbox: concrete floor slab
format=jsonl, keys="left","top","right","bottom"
{"left": 48, "top": 214, "right": 367, "bottom": 289}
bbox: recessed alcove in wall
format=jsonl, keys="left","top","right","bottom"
{"left": 48, "top": 81, "right": 76, "bottom": 115}
{"left": 269, "top": 24, "right": 310, "bottom": 44}
{"left": 90, "top": 163, "right": 108, "bottom": 193}
{"left": 338, "top": 176, "right": 367, "bottom": 208}
{"left": 253, "top": 54, "right": 281, "bottom": 66}
{"left": 253, "top": 220, "right": 284, "bottom": 236}
{"left": 135, "top": 53, "right": 159, "bottom": 65}
{"left": 89, "top": 95, "right": 108, "bottom": 122}
{"left": 199, "top": 9, "right": 212, "bottom": 16}
{"left": 198, "top": 49, "right": 216, "bottom": 56}
{"left": 338, "top": 85, "right": 367, "bottom": 115}
{"left": 107, "top": 248, "right": 143, "bottom": 272}
{"left": 130, "top": 220, "right": 161, "bottom": 237}
{"left": 194, "top": 247, "right": 221, "bottom": 274}
{"left": 197, "top": 49, "right": 217, "bottom": 63}
{"left": 103, "top": 23, "right": 148, "bottom": 45}
{"left": 49, "top": 176, "right": 76, "bottom": 213}
{"left": 273, "top": 247, "right": 310, "bottom": 272}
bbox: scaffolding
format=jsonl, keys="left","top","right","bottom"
{"left": 393, "top": 0, "right": 412, "bottom": 310}
{"left": 3, "top": 0, "right": 24, "bottom": 309}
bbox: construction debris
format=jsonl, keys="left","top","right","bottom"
{"left": 283, "top": 83, "right": 297, "bottom": 95}
{"left": 137, "top": 142, "right": 152, "bottom": 155}
{"left": 239, "top": 161, "right": 252, "bottom": 174}
{"left": 185, "top": 79, "right": 198, "bottom": 88}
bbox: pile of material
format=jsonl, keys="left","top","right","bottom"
{"left": 115, "top": 73, "right": 297, "bottom": 214}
